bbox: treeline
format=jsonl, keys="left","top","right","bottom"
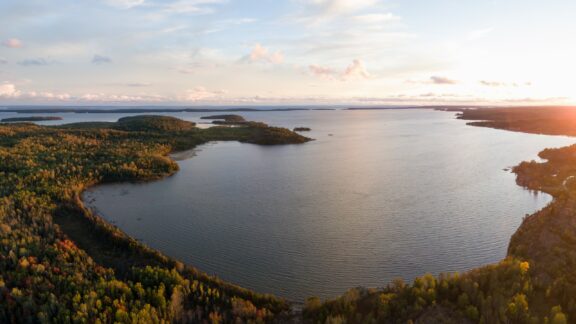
{"left": 303, "top": 139, "right": 576, "bottom": 323}
{"left": 303, "top": 259, "right": 571, "bottom": 323}
{"left": 0, "top": 116, "right": 310, "bottom": 323}
{"left": 457, "top": 106, "right": 576, "bottom": 137}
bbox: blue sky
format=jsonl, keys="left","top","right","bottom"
{"left": 1, "top": 0, "right": 575, "bottom": 105}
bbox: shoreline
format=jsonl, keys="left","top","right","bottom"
{"left": 5, "top": 109, "right": 576, "bottom": 322}
{"left": 80, "top": 110, "right": 565, "bottom": 304}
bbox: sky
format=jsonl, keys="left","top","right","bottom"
{"left": 0, "top": 0, "right": 575, "bottom": 106}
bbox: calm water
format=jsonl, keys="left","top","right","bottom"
{"left": 73, "top": 109, "right": 573, "bottom": 301}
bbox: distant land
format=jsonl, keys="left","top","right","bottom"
{"left": 2, "top": 105, "right": 576, "bottom": 115}
{"left": 1, "top": 116, "right": 63, "bottom": 122}
{"left": 454, "top": 106, "right": 576, "bottom": 137}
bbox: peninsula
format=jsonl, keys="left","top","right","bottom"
{"left": 0, "top": 116, "right": 309, "bottom": 323}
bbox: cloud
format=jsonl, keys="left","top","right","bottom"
{"left": 480, "top": 80, "right": 532, "bottom": 87}
{"left": 242, "top": 44, "right": 284, "bottom": 64}
{"left": 343, "top": 59, "right": 371, "bottom": 80}
{"left": 308, "top": 64, "right": 338, "bottom": 79}
{"left": 161, "top": 0, "right": 226, "bottom": 14}
{"left": 180, "top": 86, "right": 227, "bottom": 101}
{"left": 92, "top": 55, "right": 112, "bottom": 64}
{"left": 126, "top": 82, "right": 151, "bottom": 87}
{"left": 351, "top": 13, "right": 399, "bottom": 24}
{"left": 18, "top": 58, "right": 52, "bottom": 66}
{"left": 2, "top": 38, "right": 23, "bottom": 48}
{"left": 430, "top": 76, "right": 458, "bottom": 85}
{"left": 0, "top": 57, "right": 7, "bottom": 65}
{"left": 309, "top": 59, "right": 371, "bottom": 81}
{"left": 300, "top": 0, "right": 378, "bottom": 20}
{"left": 0, "top": 83, "right": 19, "bottom": 97}
{"left": 103, "top": 0, "right": 145, "bottom": 9}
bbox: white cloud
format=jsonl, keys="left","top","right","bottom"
{"left": 242, "top": 44, "right": 284, "bottom": 64}
{"left": 0, "top": 83, "right": 19, "bottom": 97}
{"left": 309, "top": 59, "right": 371, "bottom": 81}
{"left": 2, "top": 38, "right": 23, "bottom": 48}
{"left": 0, "top": 57, "right": 7, "bottom": 65}
{"left": 180, "top": 86, "right": 227, "bottom": 101}
{"left": 343, "top": 59, "right": 370, "bottom": 80}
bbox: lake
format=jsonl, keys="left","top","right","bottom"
{"left": 76, "top": 109, "right": 573, "bottom": 301}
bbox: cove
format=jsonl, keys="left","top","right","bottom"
{"left": 82, "top": 109, "right": 574, "bottom": 301}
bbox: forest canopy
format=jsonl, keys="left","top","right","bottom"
{"left": 0, "top": 116, "right": 309, "bottom": 323}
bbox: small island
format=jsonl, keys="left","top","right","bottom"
{"left": 1, "top": 116, "right": 63, "bottom": 122}
{"left": 293, "top": 127, "right": 311, "bottom": 132}
{"left": 200, "top": 114, "right": 247, "bottom": 125}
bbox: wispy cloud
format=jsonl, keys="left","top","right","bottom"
{"left": 297, "top": 0, "right": 379, "bottom": 24}
{"left": 103, "top": 0, "right": 145, "bottom": 9}
{"left": 308, "top": 64, "right": 337, "bottom": 79}
{"left": 309, "top": 59, "right": 371, "bottom": 81}
{"left": 430, "top": 76, "right": 458, "bottom": 85}
{"left": 126, "top": 82, "right": 152, "bottom": 87}
{"left": 18, "top": 58, "right": 52, "bottom": 66}
{"left": 92, "top": 55, "right": 112, "bottom": 64}
{"left": 180, "top": 86, "right": 227, "bottom": 101}
{"left": 351, "top": 13, "right": 399, "bottom": 24}
{"left": 2, "top": 38, "right": 23, "bottom": 48}
{"left": 160, "top": 0, "right": 226, "bottom": 15}
{"left": 480, "top": 80, "right": 532, "bottom": 87}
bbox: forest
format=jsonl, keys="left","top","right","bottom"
{"left": 3, "top": 110, "right": 576, "bottom": 323}
{"left": 453, "top": 106, "right": 576, "bottom": 137}
{"left": 0, "top": 115, "right": 310, "bottom": 323}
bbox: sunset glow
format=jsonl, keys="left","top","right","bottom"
{"left": 1, "top": 0, "right": 575, "bottom": 105}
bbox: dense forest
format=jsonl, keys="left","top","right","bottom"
{"left": 3, "top": 109, "right": 576, "bottom": 323}
{"left": 0, "top": 116, "right": 310, "bottom": 323}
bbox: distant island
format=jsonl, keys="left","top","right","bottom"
{"left": 1, "top": 116, "right": 63, "bottom": 122}
{"left": 200, "top": 114, "right": 247, "bottom": 125}
{"left": 293, "top": 127, "right": 311, "bottom": 132}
